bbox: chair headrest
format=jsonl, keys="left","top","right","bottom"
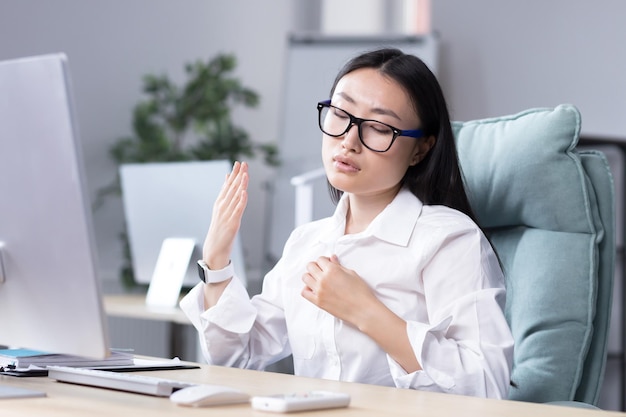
{"left": 453, "top": 105, "right": 588, "bottom": 232}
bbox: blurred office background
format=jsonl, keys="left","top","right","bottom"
{"left": 1, "top": 0, "right": 625, "bottom": 410}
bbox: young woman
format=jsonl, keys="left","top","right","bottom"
{"left": 180, "top": 48, "right": 514, "bottom": 399}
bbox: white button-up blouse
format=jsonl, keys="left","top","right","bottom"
{"left": 180, "top": 187, "right": 514, "bottom": 399}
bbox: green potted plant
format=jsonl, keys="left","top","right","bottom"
{"left": 98, "top": 53, "right": 279, "bottom": 288}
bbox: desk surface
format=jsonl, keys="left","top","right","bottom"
{"left": 104, "top": 294, "right": 190, "bottom": 325}
{"left": 1, "top": 361, "right": 623, "bottom": 416}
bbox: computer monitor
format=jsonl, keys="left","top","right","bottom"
{"left": 119, "top": 161, "right": 248, "bottom": 288}
{"left": 0, "top": 53, "right": 110, "bottom": 391}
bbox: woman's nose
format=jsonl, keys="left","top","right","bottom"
{"left": 341, "top": 123, "right": 361, "bottom": 152}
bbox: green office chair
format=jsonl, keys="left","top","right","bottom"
{"left": 453, "top": 105, "right": 615, "bottom": 407}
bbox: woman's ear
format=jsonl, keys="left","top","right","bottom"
{"left": 410, "top": 135, "right": 436, "bottom": 165}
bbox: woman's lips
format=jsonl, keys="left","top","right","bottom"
{"left": 333, "top": 155, "right": 360, "bottom": 173}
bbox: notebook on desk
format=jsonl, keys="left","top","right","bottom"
{"left": 0, "top": 348, "right": 134, "bottom": 369}
{"left": 93, "top": 357, "right": 200, "bottom": 372}
{"left": 0, "top": 356, "right": 199, "bottom": 377}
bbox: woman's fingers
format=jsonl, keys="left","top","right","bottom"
{"left": 214, "top": 162, "right": 248, "bottom": 218}
{"left": 202, "top": 161, "right": 249, "bottom": 266}
{"left": 218, "top": 162, "right": 244, "bottom": 204}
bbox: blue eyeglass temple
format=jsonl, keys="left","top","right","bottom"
{"left": 319, "top": 100, "right": 424, "bottom": 139}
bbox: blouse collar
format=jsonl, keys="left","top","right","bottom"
{"left": 320, "top": 187, "right": 423, "bottom": 247}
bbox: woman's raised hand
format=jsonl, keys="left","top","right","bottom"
{"left": 201, "top": 161, "right": 249, "bottom": 270}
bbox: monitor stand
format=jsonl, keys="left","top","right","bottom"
{"left": 0, "top": 383, "right": 46, "bottom": 399}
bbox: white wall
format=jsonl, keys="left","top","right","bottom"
{"left": 0, "top": 0, "right": 293, "bottom": 287}
{"left": 431, "top": 0, "right": 626, "bottom": 140}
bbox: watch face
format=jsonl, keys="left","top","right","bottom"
{"left": 197, "top": 261, "right": 206, "bottom": 282}
{"left": 195, "top": 260, "right": 233, "bottom": 283}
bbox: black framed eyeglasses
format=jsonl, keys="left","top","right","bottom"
{"left": 317, "top": 100, "right": 424, "bottom": 153}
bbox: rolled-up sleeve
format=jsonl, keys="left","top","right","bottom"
{"left": 388, "top": 226, "right": 514, "bottom": 398}
{"left": 180, "top": 277, "right": 257, "bottom": 367}
{"left": 180, "top": 263, "right": 292, "bottom": 370}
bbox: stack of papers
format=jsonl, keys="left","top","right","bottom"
{"left": 0, "top": 348, "right": 134, "bottom": 369}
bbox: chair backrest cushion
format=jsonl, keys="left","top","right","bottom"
{"left": 452, "top": 105, "right": 609, "bottom": 403}
{"left": 575, "top": 150, "right": 615, "bottom": 404}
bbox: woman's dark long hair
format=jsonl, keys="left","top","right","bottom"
{"left": 326, "top": 48, "right": 477, "bottom": 223}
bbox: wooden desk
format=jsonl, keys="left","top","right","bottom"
{"left": 1, "top": 361, "right": 623, "bottom": 416}
{"left": 104, "top": 294, "right": 191, "bottom": 359}
{"left": 104, "top": 294, "right": 189, "bottom": 325}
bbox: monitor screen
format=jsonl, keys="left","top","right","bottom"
{"left": 0, "top": 54, "right": 110, "bottom": 360}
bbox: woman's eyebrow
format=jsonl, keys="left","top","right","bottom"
{"left": 371, "top": 106, "right": 401, "bottom": 121}
{"left": 335, "top": 92, "right": 401, "bottom": 121}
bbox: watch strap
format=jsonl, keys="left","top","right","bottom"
{"left": 197, "top": 260, "right": 234, "bottom": 283}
